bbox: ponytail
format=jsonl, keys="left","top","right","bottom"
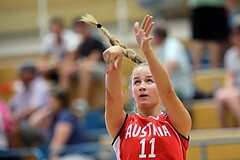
{"left": 78, "top": 14, "right": 145, "bottom": 64}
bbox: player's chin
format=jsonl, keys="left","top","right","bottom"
{"left": 138, "top": 101, "right": 151, "bottom": 108}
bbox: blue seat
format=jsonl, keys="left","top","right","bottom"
{"left": 0, "top": 148, "right": 44, "bottom": 160}
{"left": 83, "top": 110, "right": 106, "bottom": 129}
{"left": 82, "top": 110, "right": 108, "bottom": 142}
{"left": 0, "top": 142, "right": 116, "bottom": 160}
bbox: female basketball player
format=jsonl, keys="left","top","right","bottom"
{"left": 102, "top": 15, "right": 192, "bottom": 160}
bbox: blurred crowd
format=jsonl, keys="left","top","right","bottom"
{"left": 1, "top": 0, "right": 240, "bottom": 159}
{"left": 187, "top": 0, "right": 240, "bottom": 128}
{"left": 146, "top": 0, "right": 240, "bottom": 128}
{"left": 0, "top": 16, "right": 109, "bottom": 160}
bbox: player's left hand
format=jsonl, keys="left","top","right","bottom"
{"left": 134, "top": 15, "right": 154, "bottom": 51}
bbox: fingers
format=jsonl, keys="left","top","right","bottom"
{"left": 140, "top": 15, "right": 153, "bottom": 31}
{"left": 103, "top": 51, "right": 114, "bottom": 72}
{"left": 107, "top": 54, "right": 116, "bottom": 72}
{"left": 135, "top": 15, "right": 154, "bottom": 36}
{"left": 137, "top": 15, "right": 154, "bottom": 38}
{"left": 146, "top": 36, "right": 154, "bottom": 42}
{"left": 144, "top": 16, "right": 153, "bottom": 32}
{"left": 102, "top": 50, "right": 109, "bottom": 64}
{"left": 141, "top": 15, "right": 149, "bottom": 30}
{"left": 102, "top": 46, "right": 123, "bottom": 73}
{"left": 107, "top": 62, "right": 114, "bottom": 73}
{"left": 146, "top": 22, "right": 154, "bottom": 37}
{"left": 114, "top": 55, "right": 121, "bottom": 69}
{"left": 134, "top": 22, "right": 139, "bottom": 35}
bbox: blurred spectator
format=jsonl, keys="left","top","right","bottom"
{"left": 0, "top": 101, "right": 9, "bottom": 150}
{"left": 29, "top": 87, "right": 87, "bottom": 160}
{"left": 9, "top": 61, "right": 50, "bottom": 124}
{"left": 0, "top": 123, "right": 8, "bottom": 150}
{"left": 38, "top": 16, "right": 81, "bottom": 84}
{"left": 188, "top": 0, "right": 229, "bottom": 69}
{"left": 71, "top": 19, "right": 106, "bottom": 111}
{"left": 214, "top": 19, "right": 240, "bottom": 128}
{"left": 6, "top": 61, "right": 49, "bottom": 150}
{"left": 152, "top": 21, "right": 195, "bottom": 106}
{"left": 0, "top": 99, "right": 14, "bottom": 139}
{"left": 227, "top": 0, "right": 240, "bottom": 27}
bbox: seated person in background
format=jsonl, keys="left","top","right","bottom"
{"left": 38, "top": 16, "right": 81, "bottom": 84}
{"left": 71, "top": 19, "right": 106, "bottom": 111}
{"left": 9, "top": 61, "right": 50, "bottom": 124}
{"left": 188, "top": 0, "right": 229, "bottom": 69}
{"left": 29, "top": 87, "right": 86, "bottom": 160}
{"left": 7, "top": 61, "right": 50, "bottom": 149}
{"left": 152, "top": 21, "right": 195, "bottom": 106}
{"left": 214, "top": 21, "right": 240, "bottom": 128}
{"left": 0, "top": 99, "right": 14, "bottom": 150}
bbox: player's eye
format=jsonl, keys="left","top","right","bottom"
{"left": 134, "top": 80, "right": 140, "bottom": 85}
{"left": 147, "top": 79, "right": 154, "bottom": 84}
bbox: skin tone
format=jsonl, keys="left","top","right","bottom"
{"left": 131, "top": 65, "right": 161, "bottom": 118}
{"left": 103, "top": 15, "right": 192, "bottom": 139}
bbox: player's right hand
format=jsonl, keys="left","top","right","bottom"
{"left": 103, "top": 46, "right": 123, "bottom": 73}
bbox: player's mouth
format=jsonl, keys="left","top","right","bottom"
{"left": 139, "top": 94, "right": 148, "bottom": 97}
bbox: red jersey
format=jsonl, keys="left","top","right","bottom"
{"left": 112, "top": 113, "right": 189, "bottom": 160}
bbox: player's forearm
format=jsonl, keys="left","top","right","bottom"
{"left": 143, "top": 43, "right": 174, "bottom": 94}
{"left": 105, "top": 59, "right": 123, "bottom": 98}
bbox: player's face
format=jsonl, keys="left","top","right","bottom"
{"left": 131, "top": 66, "right": 160, "bottom": 109}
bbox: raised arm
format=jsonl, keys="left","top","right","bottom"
{"left": 134, "top": 15, "right": 191, "bottom": 137}
{"left": 103, "top": 46, "right": 126, "bottom": 139}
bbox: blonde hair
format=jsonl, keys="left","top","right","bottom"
{"left": 78, "top": 14, "right": 145, "bottom": 64}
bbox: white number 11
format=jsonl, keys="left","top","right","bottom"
{"left": 139, "top": 138, "right": 156, "bottom": 158}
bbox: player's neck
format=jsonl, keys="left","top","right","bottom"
{"left": 137, "top": 108, "right": 161, "bottom": 118}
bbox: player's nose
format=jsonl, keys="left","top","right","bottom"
{"left": 139, "top": 82, "right": 146, "bottom": 91}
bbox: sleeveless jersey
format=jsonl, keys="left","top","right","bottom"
{"left": 112, "top": 113, "right": 189, "bottom": 160}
